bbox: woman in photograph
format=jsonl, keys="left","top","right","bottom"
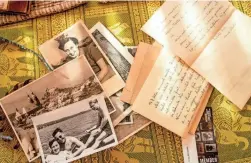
{"left": 46, "top": 137, "right": 94, "bottom": 163}
{"left": 55, "top": 34, "right": 114, "bottom": 83}
{"left": 45, "top": 139, "right": 68, "bottom": 163}
{"left": 46, "top": 138, "right": 84, "bottom": 162}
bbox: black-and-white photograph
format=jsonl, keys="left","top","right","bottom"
{"left": 33, "top": 95, "right": 117, "bottom": 163}
{"left": 205, "top": 144, "right": 217, "bottom": 153}
{"left": 0, "top": 56, "right": 117, "bottom": 161}
{"left": 110, "top": 90, "right": 133, "bottom": 126}
{"left": 39, "top": 20, "right": 125, "bottom": 97}
{"left": 201, "top": 132, "right": 214, "bottom": 141}
{"left": 90, "top": 23, "right": 134, "bottom": 126}
{"left": 91, "top": 31, "right": 130, "bottom": 82}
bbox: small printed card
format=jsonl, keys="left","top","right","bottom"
{"left": 182, "top": 107, "right": 219, "bottom": 163}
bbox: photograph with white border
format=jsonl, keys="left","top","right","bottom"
{"left": 0, "top": 56, "right": 117, "bottom": 162}
{"left": 90, "top": 22, "right": 134, "bottom": 81}
{"left": 90, "top": 22, "right": 134, "bottom": 126}
{"left": 39, "top": 20, "right": 124, "bottom": 97}
{"left": 32, "top": 95, "right": 117, "bottom": 163}
{"left": 109, "top": 90, "right": 133, "bottom": 126}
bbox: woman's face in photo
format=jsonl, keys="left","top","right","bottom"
{"left": 63, "top": 40, "right": 79, "bottom": 58}
{"left": 51, "top": 141, "right": 60, "bottom": 154}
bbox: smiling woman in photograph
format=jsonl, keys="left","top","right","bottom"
{"left": 58, "top": 37, "right": 80, "bottom": 59}
{"left": 46, "top": 137, "right": 83, "bottom": 163}
{"left": 45, "top": 139, "right": 68, "bottom": 163}
{"left": 54, "top": 34, "right": 114, "bottom": 83}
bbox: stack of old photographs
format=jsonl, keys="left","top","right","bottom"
{"left": 0, "top": 20, "right": 150, "bottom": 163}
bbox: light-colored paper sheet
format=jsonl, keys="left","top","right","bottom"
{"left": 141, "top": 1, "right": 251, "bottom": 109}
{"left": 192, "top": 10, "right": 251, "bottom": 109}
{"left": 120, "top": 42, "right": 161, "bottom": 104}
{"left": 131, "top": 44, "right": 212, "bottom": 137}
{"left": 142, "top": 0, "right": 234, "bottom": 65}
{"left": 182, "top": 135, "right": 199, "bottom": 163}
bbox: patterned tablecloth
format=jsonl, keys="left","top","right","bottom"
{"left": 0, "top": 1, "right": 251, "bottom": 163}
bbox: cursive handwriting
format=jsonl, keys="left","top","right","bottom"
{"left": 144, "top": 0, "right": 234, "bottom": 56}
{"left": 148, "top": 55, "right": 209, "bottom": 126}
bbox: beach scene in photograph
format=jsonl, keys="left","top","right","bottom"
{"left": 0, "top": 57, "right": 115, "bottom": 160}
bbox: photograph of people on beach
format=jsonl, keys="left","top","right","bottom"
{"left": 33, "top": 95, "right": 117, "bottom": 163}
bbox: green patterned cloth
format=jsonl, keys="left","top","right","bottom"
{"left": 0, "top": 1, "right": 250, "bottom": 163}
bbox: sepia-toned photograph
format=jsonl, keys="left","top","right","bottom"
{"left": 199, "top": 121, "right": 213, "bottom": 131}
{"left": 39, "top": 20, "right": 125, "bottom": 97}
{"left": 197, "top": 142, "right": 205, "bottom": 154}
{"left": 33, "top": 95, "right": 117, "bottom": 163}
{"left": 90, "top": 23, "right": 134, "bottom": 126}
{"left": 0, "top": 56, "right": 116, "bottom": 161}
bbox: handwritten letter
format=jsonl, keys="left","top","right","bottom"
{"left": 148, "top": 55, "right": 208, "bottom": 125}
{"left": 191, "top": 10, "right": 251, "bottom": 109}
{"left": 132, "top": 47, "right": 210, "bottom": 137}
{"left": 142, "top": 1, "right": 234, "bottom": 65}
